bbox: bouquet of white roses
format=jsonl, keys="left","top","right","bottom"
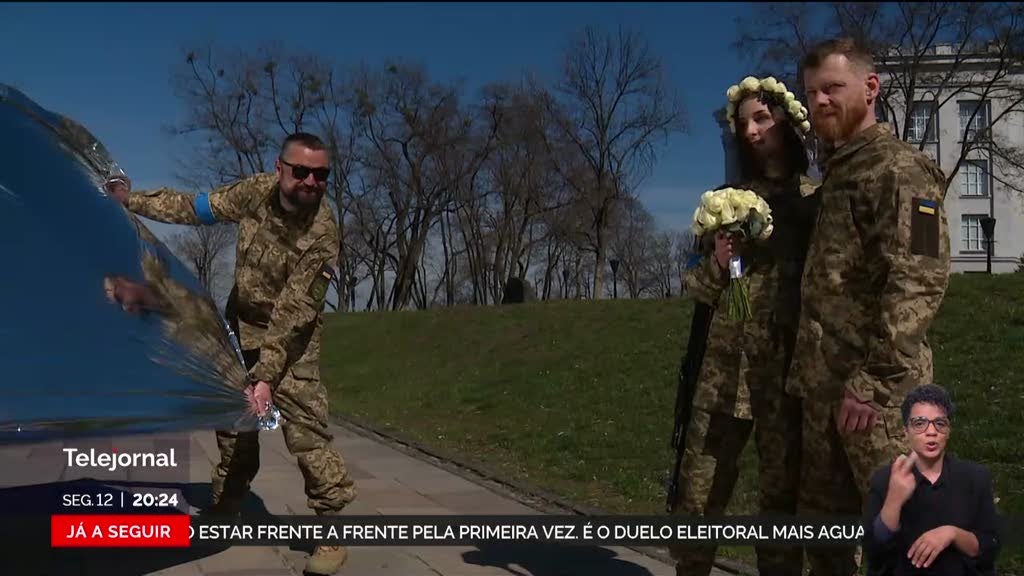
{"left": 691, "top": 187, "right": 773, "bottom": 320}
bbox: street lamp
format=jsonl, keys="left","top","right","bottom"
{"left": 980, "top": 216, "right": 996, "bottom": 274}
{"left": 610, "top": 259, "right": 620, "bottom": 299}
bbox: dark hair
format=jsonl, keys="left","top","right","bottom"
{"left": 901, "top": 384, "right": 956, "bottom": 425}
{"left": 734, "top": 96, "right": 810, "bottom": 181}
{"left": 280, "top": 132, "right": 326, "bottom": 157}
{"left": 801, "top": 37, "right": 875, "bottom": 74}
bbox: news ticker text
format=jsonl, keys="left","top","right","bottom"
{"left": 53, "top": 515, "right": 870, "bottom": 547}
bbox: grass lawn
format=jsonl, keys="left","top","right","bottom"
{"left": 322, "top": 272, "right": 1024, "bottom": 572}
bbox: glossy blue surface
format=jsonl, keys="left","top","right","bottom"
{"left": 0, "top": 84, "right": 257, "bottom": 441}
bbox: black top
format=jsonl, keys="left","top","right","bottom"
{"left": 863, "top": 454, "right": 1001, "bottom": 576}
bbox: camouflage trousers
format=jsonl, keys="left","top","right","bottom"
{"left": 667, "top": 390, "right": 802, "bottom": 576}
{"left": 799, "top": 389, "right": 907, "bottom": 576}
{"left": 211, "top": 350, "right": 357, "bottom": 515}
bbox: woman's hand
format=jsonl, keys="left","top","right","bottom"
{"left": 714, "top": 232, "right": 738, "bottom": 270}
{"left": 908, "top": 525, "right": 956, "bottom": 568}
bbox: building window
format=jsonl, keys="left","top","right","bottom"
{"left": 960, "top": 159, "right": 990, "bottom": 197}
{"left": 961, "top": 214, "right": 986, "bottom": 252}
{"left": 959, "top": 101, "right": 991, "bottom": 141}
{"left": 908, "top": 101, "right": 936, "bottom": 142}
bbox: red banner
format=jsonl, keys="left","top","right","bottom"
{"left": 51, "top": 515, "right": 190, "bottom": 547}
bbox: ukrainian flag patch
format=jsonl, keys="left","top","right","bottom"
{"left": 917, "top": 199, "right": 937, "bottom": 215}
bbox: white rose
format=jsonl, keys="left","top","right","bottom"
{"left": 727, "top": 85, "right": 741, "bottom": 102}
{"left": 760, "top": 77, "right": 779, "bottom": 93}
{"left": 696, "top": 206, "right": 720, "bottom": 229}
{"left": 788, "top": 99, "right": 803, "bottom": 117}
{"left": 718, "top": 200, "right": 737, "bottom": 226}
{"left": 728, "top": 189, "right": 752, "bottom": 215}
{"left": 800, "top": 105, "right": 808, "bottom": 117}
{"left": 726, "top": 102, "right": 735, "bottom": 121}
{"left": 784, "top": 91, "right": 796, "bottom": 103}
{"left": 692, "top": 207, "right": 706, "bottom": 235}
{"left": 760, "top": 222, "right": 774, "bottom": 240}
{"left": 703, "top": 191, "right": 727, "bottom": 215}
{"left": 800, "top": 120, "right": 811, "bottom": 132}
{"left": 740, "top": 76, "right": 760, "bottom": 92}
{"left": 748, "top": 197, "right": 770, "bottom": 219}
{"left": 777, "top": 82, "right": 787, "bottom": 94}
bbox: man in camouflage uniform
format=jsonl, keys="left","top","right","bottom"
{"left": 109, "top": 133, "right": 355, "bottom": 575}
{"left": 790, "top": 39, "right": 951, "bottom": 576}
{"left": 670, "top": 172, "right": 816, "bottom": 576}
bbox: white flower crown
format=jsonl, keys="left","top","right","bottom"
{"left": 725, "top": 76, "right": 811, "bottom": 135}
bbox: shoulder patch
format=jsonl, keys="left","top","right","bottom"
{"left": 910, "top": 197, "right": 941, "bottom": 257}
{"left": 308, "top": 264, "right": 336, "bottom": 301}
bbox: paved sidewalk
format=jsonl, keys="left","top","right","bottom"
{"left": 1, "top": 422, "right": 725, "bottom": 576}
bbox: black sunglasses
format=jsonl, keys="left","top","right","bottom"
{"left": 280, "top": 158, "right": 330, "bottom": 182}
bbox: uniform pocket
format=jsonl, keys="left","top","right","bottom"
{"left": 289, "top": 360, "right": 320, "bottom": 382}
{"left": 881, "top": 404, "right": 906, "bottom": 440}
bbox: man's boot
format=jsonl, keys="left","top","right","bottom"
{"left": 305, "top": 545, "right": 348, "bottom": 575}
{"left": 200, "top": 482, "right": 246, "bottom": 517}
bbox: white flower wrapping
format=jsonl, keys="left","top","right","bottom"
{"left": 691, "top": 187, "right": 773, "bottom": 320}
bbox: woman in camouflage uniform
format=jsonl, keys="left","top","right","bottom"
{"left": 668, "top": 77, "right": 820, "bottom": 576}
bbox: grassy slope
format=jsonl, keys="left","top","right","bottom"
{"left": 322, "top": 273, "right": 1024, "bottom": 570}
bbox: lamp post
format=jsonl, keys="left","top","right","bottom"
{"left": 980, "top": 216, "right": 996, "bottom": 274}
{"left": 562, "top": 267, "right": 570, "bottom": 299}
{"left": 610, "top": 259, "right": 620, "bottom": 299}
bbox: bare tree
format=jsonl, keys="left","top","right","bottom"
{"left": 351, "top": 61, "right": 497, "bottom": 310}
{"left": 609, "top": 195, "right": 658, "bottom": 299}
{"left": 168, "top": 32, "right": 686, "bottom": 310}
{"left": 168, "top": 223, "right": 236, "bottom": 304}
{"left": 543, "top": 26, "right": 686, "bottom": 299}
{"left": 674, "top": 229, "right": 698, "bottom": 295}
{"left": 648, "top": 230, "right": 677, "bottom": 298}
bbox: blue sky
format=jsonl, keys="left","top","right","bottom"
{"left": 1, "top": 2, "right": 754, "bottom": 236}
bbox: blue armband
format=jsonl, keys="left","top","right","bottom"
{"left": 194, "top": 193, "right": 218, "bottom": 224}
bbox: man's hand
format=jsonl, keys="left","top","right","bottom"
{"left": 836, "top": 388, "right": 879, "bottom": 434}
{"left": 103, "top": 176, "right": 131, "bottom": 205}
{"left": 714, "top": 232, "right": 738, "bottom": 270}
{"left": 908, "top": 525, "right": 955, "bottom": 568}
{"left": 245, "top": 381, "right": 272, "bottom": 417}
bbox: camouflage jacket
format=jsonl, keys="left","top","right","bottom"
{"left": 127, "top": 174, "right": 339, "bottom": 390}
{"left": 786, "top": 123, "right": 951, "bottom": 408}
{"left": 684, "top": 174, "right": 819, "bottom": 418}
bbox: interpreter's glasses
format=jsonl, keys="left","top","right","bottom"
{"left": 908, "top": 416, "right": 950, "bottom": 434}
{"left": 280, "top": 158, "right": 330, "bottom": 183}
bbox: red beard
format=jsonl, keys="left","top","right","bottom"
{"left": 814, "top": 98, "right": 869, "bottom": 144}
